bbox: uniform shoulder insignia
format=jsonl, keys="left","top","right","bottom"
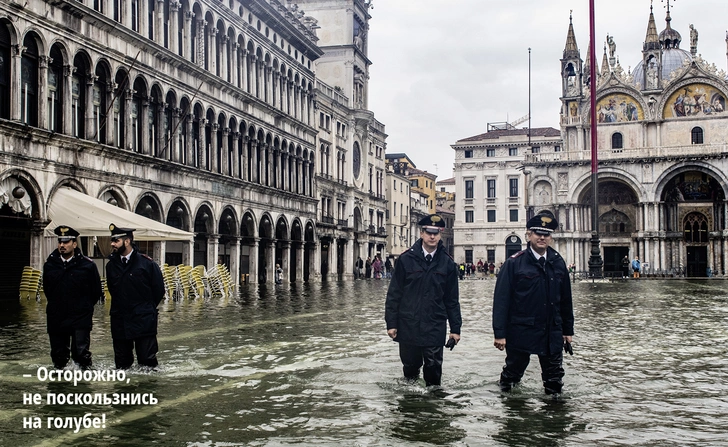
{"left": 141, "top": 253, "right": 154, "bottom": 261}
{"left": 400, "top": 248, "right": 410, "bottom": 256}
{"left": 83, "top": 256, "right": 93, "bottom": 262}
{"left": 510, "top": 250, "right": 526, "bottom": 259}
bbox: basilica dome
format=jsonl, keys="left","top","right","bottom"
{"left": 631, "top": 48, "right": 692, "bottom": 88}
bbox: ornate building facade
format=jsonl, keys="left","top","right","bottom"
{"left": 526, "top": 6, "right": 728, "bottom": 277}
{"left": 0, "top": 0, "right": 385, "bottom": 298}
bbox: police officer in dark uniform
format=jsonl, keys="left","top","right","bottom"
{"left": 492, "top": 211, "right": 574, "bottom": 395}
{"left": 43, "top": 225, "right": 102, "bottom": 369}
{"left": 385, "top": 214, "right": 462, "bottom": 387}
{"left": 106, "top": 224, "right": 165, "bottom": 369}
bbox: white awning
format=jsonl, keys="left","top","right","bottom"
{"left": 45, "top": 187, "right": 194, "bottom": 241}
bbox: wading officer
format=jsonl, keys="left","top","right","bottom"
{"left": 385, "top": 214, "right": 461, "bottom": 387}
{"left": 492, "top": 212, "right": 574, "bottom": 395}
{"left": 43, "top": 226, "right": 102, "bottom": 369}
{"left": 106, "top": 224, "right": 165, "bottom": 369}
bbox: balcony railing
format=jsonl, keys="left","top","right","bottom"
{"left": 524, "top": 143, "right": 728, "bottom": 164}
{"left": 337, "top": 219, "right": 349, "bottom": 227}
{"left": 321, "top": 215, "right": 335, "bottom": 224}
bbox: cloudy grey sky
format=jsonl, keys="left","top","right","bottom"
{"left": 366, "top": 0, "right": 728, "bottom": 180}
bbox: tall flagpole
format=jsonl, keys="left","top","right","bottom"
{"left": 588, "top": 0, "right": 603, "bottom": 277}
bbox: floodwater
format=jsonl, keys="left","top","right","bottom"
{"left": 1, "top": 278, "right": 728, "bottom": 446}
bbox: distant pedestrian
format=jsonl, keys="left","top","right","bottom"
{"left": 632, "top": 257, "right": 641, "bottom": 278}
{"left": 365, "top": 257, "right": 372, "bottom": 279}
{"left": 385, "top": 258, "right": 393, "bottom": 278}
{"left": 621, "top": 256, "right": 630, "bottom": 278}
{"left": 43, "top": 226, "right": 102, "bottom": 369}
{"left": 275, "top": 264, "right": 283, "bottom": 284}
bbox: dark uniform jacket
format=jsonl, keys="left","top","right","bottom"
{"left": 106, "top": 248, "right": 165, "bottom": 340}
{"left": 43, "top": 247, "right": 102, "bottom": 333}
{"left": 385, "top": 239, "right": 461, "bottom": 347}
{"left": 492, "top": 243, "right": 574, "bottom": 355}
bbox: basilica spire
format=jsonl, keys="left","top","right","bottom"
{"left": 643, "top": 4, "right": 660, "bottom": 51}
{"left": 600, "top": 45, "right": 611, "bottom": 78}
{"left": 563, "top": 11, "right": 580, "bottom": 59}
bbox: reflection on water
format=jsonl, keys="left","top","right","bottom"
{"left": 1, "top": 279, "right": 727, "bottom": 446}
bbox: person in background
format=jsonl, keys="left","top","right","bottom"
{"left": 384, "top": 257, "right": 393, "bottom": 279}
{"left": 365, "top": 257, "right": 372, "bottom": 279}
{"left": 621, "top": 255, "right": 630, "bottom": 278}
{"left": 106, "top": 224, "right": 165, "bottom": 369}
{"left": 385, "top": 214, "right": 461, "bottom": 387}
{"left": 43, "top": 226, "right": 102, "bottom": 369}
{"left": 275, "top": 264, "right": 283, "bottom": 284}
{"left": 632, "top": 257, "right": 641, "bottom": 279}
{"left": 492, "top": 211, "right": 574, "bottom": 395}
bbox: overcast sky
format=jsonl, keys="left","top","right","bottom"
{"left": 366, "top": 0, "right": 728, "bottom": 180}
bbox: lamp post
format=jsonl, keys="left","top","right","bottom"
{"left": 587, "top": 0, "right": 603, "bottom": 277}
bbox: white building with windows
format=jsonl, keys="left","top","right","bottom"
{"left": 451, "top": 124, "right": 562, "bottom": 265}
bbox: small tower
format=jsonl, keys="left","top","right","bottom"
{"left": 560, "top": 12, "right": 583, "bottom": 99}
{"left": 641, "top": 3, "right": 662, "bottom": 90}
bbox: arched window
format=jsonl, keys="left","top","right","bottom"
{"left": 92, "top": 65, "right": 108, "bottom": 144}
{"left": 691, "top": 127, "right": 704, "bottom": 145}
{"left": 72, "top": 55, "right": 87, "bottom": 138}
{"left": 611, "top": 132, "right": 623, "bottom": 150}
{"left": 684, "top": 212, "right": 708, "bottom": 243}
{"left": 48, "top": 45, "right": 64, "bottom": 132}
{"left": 21, "top": 35, "right": 39, "bottom": 126}
{"left": 0, "top": 21, "right": 11, "bottom": 119}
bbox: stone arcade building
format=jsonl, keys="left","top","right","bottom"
{"left": 0, "top": 0, "right": 385, "bottom": 298}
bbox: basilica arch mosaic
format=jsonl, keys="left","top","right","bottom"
{"left": 663, "top": 83, "right": 726, "bottom": 118}
{"left": 596, "top": 94, "right": 644, "bottom": 123}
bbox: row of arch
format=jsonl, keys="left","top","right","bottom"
{"left": 0, "top": 22, "right": 318, "bottom": 196}
{"left": 83, "top": 0, "right": 316, "bottom": 113}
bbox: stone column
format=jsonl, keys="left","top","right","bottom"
{"left": 170, "top": 1, "right": 180, "bottom": 53}
{"left": 266, "top": 66, "right": 273, "bottom": 104}
{"left": 63, "top": 65, "right": 73, "bottom": 135}
{"left": 156, "top": 102, "right": 166, "bottom": 157}
{"left": 207, "top": 234, "right": 219, "bottom": 270}
{"left": 156, "top": 0, "right": 165, "bottom": 46}
{"left": 241, "top": 49, "right": 249, "bottom": 92}
{"left": 295, "top": 242, "right": 304, "bottom": 283}
{"left": 139, "top": 98, "right": 149, "bottom": 155}
{"left": 221, "top": 127, "right": 229, "bottom": 175}
{"left": 292, "top": 85, "right": 299, "bottom": 120}
{"left": 265, "top": 240, "right": 275, "bottom": 284}
{"left": 153, "top": 241, "right": 165, "bottom": 266}
{"left": 183, "top": 239, "right": 193, "bottom": 266}
{"left": 660, "top": 238, "right": 667, "bottom": 273}
{"left": 279, "top": 75, "right": 285, "bottom": 111}
{"left": 231, "top": 43, "right": 239, "bottom": 87}
{"left": 220, "top": 35, "right": 229, "bottom": 81}
{"left": 345, "top": 238, "right": 354, "bottom": 280}
{"left": 185, "top": 113, "right": 194, "bottom": 166}
{"left": 210, "top": 122, "right": 218, "bottom": 173}
{"left": 106, "top": 81, "right": 116, "bottom": 145}
{"left": 266, "top": 144, "right": 273, "bottom": 186}
{"left": 85, "top": 74, "right": 96, "bottom": 140}
{"left": 251, "top": 139, "right": 258, "bottom": 183}
{"left": 184, "top": 11, "right": 194, "bottom": 61}
{"left": 232, "top": 131, "right": 240, "bottom": 178}
{"left": 228, "top": 237, "right": 240, "bottom": 288}
{"left": 272, "top": 71, "right": 279, "bottom": 108}
{"left": 36, "top": 55, "right": 49, "bottom": 128}
{"left": 171, "top": 107, "right": 181, "bottom": 162}
{"left": 196, "top": 20, "right": 205, "bottom": 68}
{"left": 248, "top": 238, "right": 259, "bottom": 284}
{"left": 197, "top": 118, "right": 207, "bottom": 169}
{"left": 251, "top": 56, "right": 258, "bottom": 98}
{"left": 280, "top": 241, "right": 290, "bottom": 283}
{"left": 296, "top": 158, "right": 302, "bottom": 194}
{"left": 302, "top": 89, "right": 309, "bottom": 125}
{"left": 139, "top": 0, "right": 148, "bottom": 37}
{"left": 10, "top": 45, "right": 23, "bottom": 121}
{"left": 124, "top": 88, "right": 133, "bottom": 150}
{"left": 241, "top": 136, "right": 249, "bottom": 181}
